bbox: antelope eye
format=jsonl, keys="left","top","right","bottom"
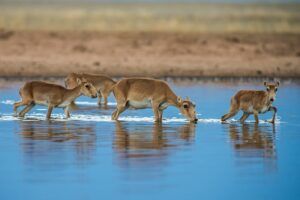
{"left": 85, "top": 85, "right": 90, "bottom": 89}
{"left": 183, "top": 104, "right": 189, "bottom": 109}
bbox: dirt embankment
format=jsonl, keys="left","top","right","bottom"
{"left": 0, "top": 30, "right": 299, "bottom": 78}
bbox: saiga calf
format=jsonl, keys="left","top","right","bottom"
{"left": 221, "top": 81, "right": 279, "bottom": 123}
{"left": 65, "top": 73, "right": 116, "bottom": 105}
{"left": 14, "top": 79, "right": 98, "bottom": 120}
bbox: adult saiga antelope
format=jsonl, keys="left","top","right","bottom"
{"left": 14, "top": 79, "right": 98, "bottom": 120}
{"left": 111, "top": 78, "right": 198, "bottom": 123}
{"left": 221, "top": 81, "right": 279, "bottom": 124}
{"left": 65, "top": 73, "right": 116, "bottom": 105}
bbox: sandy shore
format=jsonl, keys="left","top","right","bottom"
{"left": 0, "top": 30, "right": 299, "bottom": 78}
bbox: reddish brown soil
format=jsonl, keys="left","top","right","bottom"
{"left": 0, "top": 30, "right": 299, "bottom": 78}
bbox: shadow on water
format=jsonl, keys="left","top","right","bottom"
{"left": 225, "top": 123, "right": 277, "bottom": 171}
{"left": 113, "top": 121, "right": 196, "bottom": 179}
{"left": 17, "top": 120, "right": 97, "bottom": 167}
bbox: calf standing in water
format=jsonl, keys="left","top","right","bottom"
{"left": 14, "top": 79, "right": 98, "bottom": 120}
{"left": 111, "top": 78, "right": 198, "bottom": 123}
{"left": 221, "top": 82, "right": 279, "bottom": 123}
{"left": 65, "top": 73, "right": 116, "bottom": 105}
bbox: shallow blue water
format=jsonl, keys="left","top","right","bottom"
{"left": 0, "top": 80, "right": 300, "bottom": 200}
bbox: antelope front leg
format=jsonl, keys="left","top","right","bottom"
{"left": 269, "top": 106, "right": 277, "bottom": 124}
{"left": 64, "top": 106, "right": 70, "bottom": 118}
{"left": 46, "top": 105, "right": 54, "bottom": 120}
{"left": 158, "top": 110, "right": 163, "bottom": 122}
{"left": 13, "top": 101, "right": 25, "bottom": 116}
{"left": 103, "top": 96, "right": 108, "bottom": 106}
{"left": 111, "top": 104, "right": 127, "bottom": 120}
{"left": 152, "top": 103, "right": 161, "bottom": 123}
{"left": 253, "top": 111, "right": 259, "bottom": 124}
{"left": 97, "top": 92, "right": 102, "bottom": 105}
{"left": 18, "top": 103, "right": 35, "bottom": 118}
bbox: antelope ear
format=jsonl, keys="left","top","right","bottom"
{"left": 177, "top": 96, "right": 182, "bottom": 104}
{"left": 276, "top": 81, "right": 280, "bottom": 87}
{"left": 263, "top": 81, "right": 267, "bottom": 86}
{"left": 76, "top": 78, "right": 82, "bottom": 85}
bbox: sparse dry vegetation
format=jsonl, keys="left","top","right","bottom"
{"left": 0, "top": 3, "right": 299, "bottom": 33}
{"left": 0, "top": 3, "right": 299, "bottom": 78}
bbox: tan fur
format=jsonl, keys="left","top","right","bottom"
{"left": 14, "top": 80, "right": 98, "bottom": 120}
{"left": 65, "top": 73, "right": 116, "bottom": 105}
{"left": 111, "top": 78, "right": 198, "bottom": 122}
{"left": 221, "top": 81, "right": 279, "bottom": 123}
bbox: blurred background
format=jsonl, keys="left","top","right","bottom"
{"left": 0, "top": 0, "right": 299, "bottom": 78}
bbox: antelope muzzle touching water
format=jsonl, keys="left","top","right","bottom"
{"left": 13, "top": 79, "right": 98, "bottom": 120}
{"left": 221, "top": 81, "right": 280, "bottom": 124}
{"left": 65, "top": 73, "right": 116, "bottom": 105}
{"left": 111, "top": 78, "right": 198, "bottom": 123}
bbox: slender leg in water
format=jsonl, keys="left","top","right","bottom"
{"left": 97, "top": 92, "right": 102, "bottom": 105}
{"left": 13, "top": 101, "right": 26, "bottom": 116}
{"left": 112, "top": 103, "right": 127, "bottom": 120}
{"left": 18, "top": 103, "right": 35, "bottom": 117}
{"left": 221, "top": 109, "right": 238, "bottom": 122}
{"left": 239, "top": 112, "right": 250, "bottom": 123}
{"left": 254, "top": 111, "right": 259, "bottom": 124}
{"left": 64, "top": 106, "right": 70, "bottom": 118}
{"left": 269, "top": 106, "right": 277, "bottom": 123}
{"left": 46, "top": 105, "right": 54, "bottom": 120}
{"left": 152, "top": 107, "right": 160, "bottom": 122}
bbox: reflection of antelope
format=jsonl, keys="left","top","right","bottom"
{"left": 221, "top": 82, "right": 279, "bottom": 123}
{"left": 112, "top": 78, "right": 198, "bottom": 122}
{"left": 13, "top": 79, "right": 98, "bottom": 120}
{"left": 65, "top": 73, "right": 116, "bottom": 106}
{"left": 228, "top": 124, "right": 276, "bottom": 158}
{"left": 114, "top": 121, "right": 196, "bottom": 151}
{"left": 19, "top": 121, "right": 97, "bottom": 163}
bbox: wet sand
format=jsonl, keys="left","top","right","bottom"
{"left": 0, "top": 30, "right": 299, "bottom": 78}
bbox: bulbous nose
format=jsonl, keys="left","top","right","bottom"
{"left": 194, "top": 118, "right": 198, "bottom": 123}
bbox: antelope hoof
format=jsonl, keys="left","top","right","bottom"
{"left": 18, "top": 114, "right": 25, "bottom": 118}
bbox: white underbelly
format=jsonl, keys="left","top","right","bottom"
{"left": 246, "top": 106, "right": 254, "bottom": 113}
{"left": 128, "top": 100, "right": 152, "bottom": 109}
{"left": 35, "top": 100, "right": 69, "bottom": 108}
{"left": 58, "top": 103, "right": 69, "bottom": 108}
{"left": 244, "top": 105, "right": 269, "bottom": 114}
{"left": 260, "top": 106, "right": 269, "bottom": 113}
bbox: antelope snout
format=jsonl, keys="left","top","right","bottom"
{"left": 191, "top": 118, "right": 198, "bottom": 123}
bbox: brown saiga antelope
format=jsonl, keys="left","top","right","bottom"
{"left": 14, "top": 79, "right": 98, "bottom": 120}
{"left": 65, "top": 73, "right": 116, "bottom": 105}
{"left": 111, "top": 78, "right": 198, "bottom": 122}
{"left": 221, "top": 81, "right": 279, "bottom": 123}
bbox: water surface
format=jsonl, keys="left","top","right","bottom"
{"left": 0, "top": 80, "right": 300, "bottom": 200}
